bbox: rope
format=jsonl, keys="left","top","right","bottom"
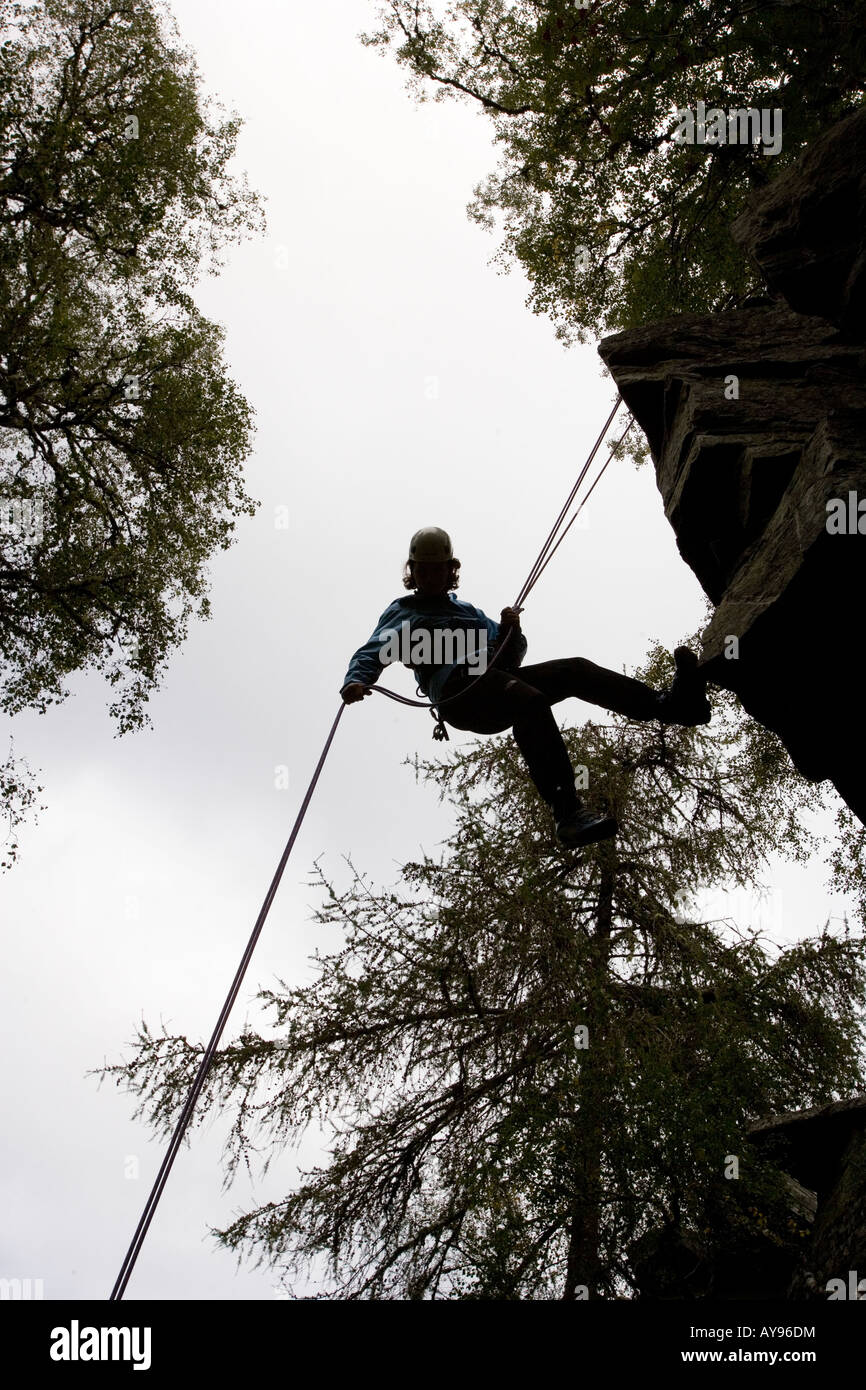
{"left": 517, "top": 413, "right": 635, "bottom": 599}
{"left": 108, "top": 392, "right": 628, "bottom": 1297}
{"left": 513, "top": 393, "right": 623, "bottom": 609}
{"left": 109, "top": 704, "right": 346, "bottom": 1300}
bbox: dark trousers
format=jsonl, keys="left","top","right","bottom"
{"left": 440, "top": 658, "right": 659, "bottom": 815}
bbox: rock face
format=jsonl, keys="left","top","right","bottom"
{"left": 749, "top": 1096, "right": 866, "bottom": 1299}
{"left": 599, "top": 109, "right": 866, "bottom": 822}
{"left": 629, "top": 1096, "right": 866, "bottom": 1300}
{"left": 602, "top": 112, "right": 866, "bottom": 1303}
{"left": 730, "top": 107, "right": 866, "bottom": 336}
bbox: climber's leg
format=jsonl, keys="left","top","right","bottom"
{"left": 515, "top": 656, "right": 660, "bottom": 720}
{"left": 441, "top": 669, "right": 616, "bottom": 844}
{"left": 442, "top": 668, "right": 576, "bottom": 807}
{"left": 516, "top": 648, "right": 710, "bottom": 726}
{"left": 655, "top": 647, "right": 712, "bottom": 725}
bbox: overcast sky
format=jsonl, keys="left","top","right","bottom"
{"left": 0, "top": 0, "right": 856, "bottom": 1302}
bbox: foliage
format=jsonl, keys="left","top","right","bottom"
{"left": 97, "top": 651, "right": 866, "bottom": 1297}
{"left": 0, "top": 0, "right": 265, "bottom": 734}
{"left": 0, "top": 735, "right": 44, "bottom": 868}
{"left": 361, "top": 1, "right": 866, "bottom": 342}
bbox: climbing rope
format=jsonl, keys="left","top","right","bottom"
{"left": 108, "top": 392, "right": 628, "bottom": 1299}
{"left": 513, "top": 393, "right": 625, "bottom": 608}
{"left": 514, "top": 409, "right": 635, "bottom": 605}
{"left": 109, "top": 706, "right": 346, "bottom": 1300}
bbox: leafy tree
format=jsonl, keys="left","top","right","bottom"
{"left": 99, "top": 650, "right": 866, "bottom": 1298}
{"left": 826, "top": 806, "right": 866, "bottom": 932}
{"left": 0, "top": 0, "right": 264, "bottom": 742}
{"left": 0, "top": 735, "right": 44, "bottom": 869}
{"left": 361, "top": 1, "right": 866, "bottom": 342}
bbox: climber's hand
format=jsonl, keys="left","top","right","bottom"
{"left": 499, "top": 607, "right": 522, "bottom": 632}
{"left": 341, "top": 682, "right": 372, "bottom": 704}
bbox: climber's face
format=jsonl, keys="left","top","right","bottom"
{"left": 414, "top": 561, "right": 451, "bottom": 596}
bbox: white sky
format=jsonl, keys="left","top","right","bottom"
{"left": 0, "top": 0, "right": 856, "bottom": 1301}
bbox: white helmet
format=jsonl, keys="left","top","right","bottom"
{"left": 408, "top": 527, "right": 453, "bottom": 562}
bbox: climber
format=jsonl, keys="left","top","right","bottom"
{"left": 340, "top": 528, "right": 711, "bottom": 848}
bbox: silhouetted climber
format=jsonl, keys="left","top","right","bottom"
{"left": 341, "top": 528, "right": 710, "bottom": 848}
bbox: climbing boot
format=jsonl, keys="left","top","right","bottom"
{"left": 655, "top": 647, "right": 711, "bottom": 726}
{"left": 555, "top": 805, "right": 618, "bottom": 849}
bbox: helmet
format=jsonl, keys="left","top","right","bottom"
{"left": 408, "top": 527, "right": 453, "bottom": 562}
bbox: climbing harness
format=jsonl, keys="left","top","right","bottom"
{"left": 108, "top": 394, "right": 631, "bottom": 1299}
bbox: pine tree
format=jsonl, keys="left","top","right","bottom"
{"left": 99, "top": 649, "right": 866, "bottom": 1298}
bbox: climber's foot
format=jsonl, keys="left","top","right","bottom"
{"left": 655, "top": 646, "right": 711, "bottom": 726}
{"left": 555, "top": 806, "right": 619, "bottom": 849}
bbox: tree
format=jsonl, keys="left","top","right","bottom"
{"left": 0, "top": 735, "right": 44, "bottom": 869}
{"left": 360, "top": 1, "right": 866, "bottom": 342}
{"left": 0, "top": 0, "right": 264, "bottom": 746}
{"left": 99, "top": 649, "right": 866, "bottom": 1299}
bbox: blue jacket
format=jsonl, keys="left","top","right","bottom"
{"left": 342, "top": 592, "right": 527, "bottom": 705}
